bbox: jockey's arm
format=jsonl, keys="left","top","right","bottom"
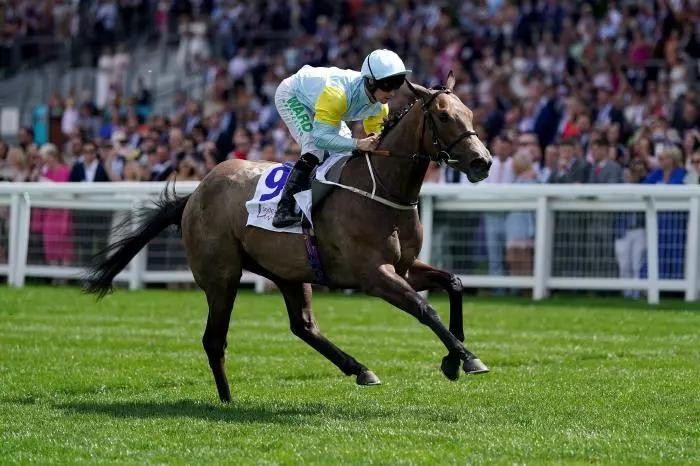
{"left": 362, "top": 103, "right": 389, "bottom": 136}
{"left": 313, "top": 86, "right": 357, "bottom": 152}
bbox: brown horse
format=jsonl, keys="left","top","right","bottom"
{"left": 86, "top": 72, "right": 493, "bottom": 402}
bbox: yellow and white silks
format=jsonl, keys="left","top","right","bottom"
{"left": 274, "top": 65, "right": 389, "bottom": 162}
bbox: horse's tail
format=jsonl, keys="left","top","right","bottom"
{"left": 84, "top": 184, "right": 191, "bottom": 299}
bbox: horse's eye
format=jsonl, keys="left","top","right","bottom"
{"left": 439, "top": 113, "right": 450, "bottom": 122}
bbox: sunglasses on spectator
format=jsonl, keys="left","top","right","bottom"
{"left": 691, "top": 158, "right": 700, "bottom": 165}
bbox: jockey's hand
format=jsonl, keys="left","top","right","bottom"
{"left": 356, "top": 133, "right": 380, "bottom": 152}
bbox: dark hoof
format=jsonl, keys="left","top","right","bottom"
{"left": 463, "top": 358, "right": 490, "bottom": 375}
{"left": 441, "top": 355, "right": 461, "bottom": 381}
{"left": 218, "top": 389, "right": 231, "bottom": 403}
{"left": 356, "top": 370, "right": 381, "bottom": 386}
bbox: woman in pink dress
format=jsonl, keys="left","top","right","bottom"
{"left": 39, "top": 144, "right": 74, "bottom": 266}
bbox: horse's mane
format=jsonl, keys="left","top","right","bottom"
{"left": 379, "top": 97, "right": 418, "bottom": 140}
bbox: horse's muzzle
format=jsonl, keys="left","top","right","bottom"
{"left": 467, "top": 157, "right": 492, "bottom": 182}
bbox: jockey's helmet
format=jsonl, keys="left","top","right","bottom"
{"left": 361, "top": 49, "right": 411, "bottom": 92}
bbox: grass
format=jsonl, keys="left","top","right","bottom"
{"left": 1, "top": 285, "right": 699, "bottom": 465}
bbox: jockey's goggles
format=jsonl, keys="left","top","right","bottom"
{"left": 375, "top": 74, "right": 406, "bottom": 92}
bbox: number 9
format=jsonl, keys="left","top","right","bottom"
{"left": 260, "top": 166, "right": 290, "bottom": 202}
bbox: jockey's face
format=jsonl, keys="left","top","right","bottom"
{"left": 373, "top": 88, "right": 396, "bottom": 104}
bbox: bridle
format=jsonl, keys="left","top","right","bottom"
{"left": 372, "top": 85, "right": 478, "bottom": 164}
{"left": 418, "top": 86, "right": 479, "bottom": 164}
{"left": 356, "top": 85, "right": 479, "bottom": 207}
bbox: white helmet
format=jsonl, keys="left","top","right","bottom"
{"left": 361, "top": 49, "right": 411, "bottom": 81}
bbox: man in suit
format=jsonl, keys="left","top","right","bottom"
{"left": 549, "top": 139, "right": 591, "bottom": 277}
{"left": 594, "top": 87, "right": 624, "bottom": 129}
{"left": 586, "top": 137, "right": 622, "bottom": 277}
{"left": 69, "top": 140, "right": 109, "bottom": 182}
{"left": 550, "top": 139, "right": 590, "bottom": 183}
{"left": 588, "top": 138, "right": 623, "bottom": 184}
{"left": 69, "top": 140, "right": 110, "bottom": 266}
{"left": 532, "top": 84, "right": 561, "bottom": 149}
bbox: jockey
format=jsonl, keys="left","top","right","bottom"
{"left": 272, "top": 49, "right": 411, "bottom": 228}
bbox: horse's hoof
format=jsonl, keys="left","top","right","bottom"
{"left": 441, "top": 355, "right": 461, "bottom": 381}
{"left": 463, "top": 358, "right": 490, "bottom": 375}
{"left": 356, "top": 370, "right": 381, "bottom": 386}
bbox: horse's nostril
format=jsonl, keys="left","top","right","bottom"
{"left": 469, "top": 158, "right": 489, "bottom": 172}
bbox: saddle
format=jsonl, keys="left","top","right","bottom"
{"left": 310, "top": 155, "right": 352, "bottom": 213}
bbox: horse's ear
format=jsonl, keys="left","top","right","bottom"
{"left": 405, "top": 79, "right": 419, "bottom": 96}
{"left": 405, "top": 80, "right": 430, "bottom": 100}
{"left": 445, "top": 70, "right": 456, "bottom": 91}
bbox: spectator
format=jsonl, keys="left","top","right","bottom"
{"left": 540, "top": 144, "right": 559, "bottom": 184}
{"left": 643, "top": 146, "right": 688, "bottom": 280}
{"left": 505, "top": 151, "right": 538, "bottom": 280}
{"left": 550, "top": 139, "right": 590, "bottom": 184}
{"left": 69, "top": 141, "right": 109, "bottom": 182}
{"left": 588, "top": 138, "right": 623, "bottom": 184}
{"left": 68, "top": 140, "right": 110, "bottom": 265}
{"left": 3, "top": 147, "right": 29, "bottom": 182}
{"left": 687, "top": 150, "right": 700, "bottom": 185}
{"left": 229, "top": 127, "right": 252, "bottom": 161}
{"left": 149, "top": 143, "right": 174, "bottom": 181}
{"left": 643, "top": 146, "right": 687, "bottom": 185}
{"left": 101, "top": 140, "right": 125, "bottom": 181}
{"left": 615, "top": 158, "right": 650, "bottom": 299}
{"left": 168, "top": 156, "right": 201, "bottom": 182}
{"left": 586, "top": 138, "right": 623, "bottom": 276}
{"left": 18, "top": 127, "right": 35, "bottom": 152}
{"left": 482, "top": 135, "right": 515, "bottom": 291}
{"left": 37, "top": 144, "right": 74, "bottom": 268}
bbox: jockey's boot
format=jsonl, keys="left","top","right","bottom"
{"left": 272, "top": 153, "right": 320, "bottom": 228}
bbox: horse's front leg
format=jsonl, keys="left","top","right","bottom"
{"left": 363, "top": 264, "right": 488, "bottom": 378}
{"left": 406, "top": 260, "right": 471, "bottom": 380}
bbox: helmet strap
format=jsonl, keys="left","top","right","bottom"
{"left": 364, "top": 77, "right": 378, "bottom": 103}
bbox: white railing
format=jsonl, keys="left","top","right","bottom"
{"left": 1, "top": 182, "right": 699, "bottom": 304}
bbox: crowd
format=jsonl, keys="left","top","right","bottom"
{"left": 0, "top": 0, "right": 162, "bottom": 72}
{"left": 1, "top": 0, "right": 699, "bottom": 293}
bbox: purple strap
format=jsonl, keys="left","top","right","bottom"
{"left": 302, "top": 218, "right": 328, "bottom": 285}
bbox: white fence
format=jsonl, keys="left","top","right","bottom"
{"left": 1, "top": 182, "right": 699, "bottom": 304}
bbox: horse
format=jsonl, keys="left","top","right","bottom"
{"left": 86, "top": 72, "right": 493, "bottom": 402}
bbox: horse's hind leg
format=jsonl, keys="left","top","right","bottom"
{"left": 202, "top": 281, "right": 238, "bottom": 403}
{"left": 277, "top": 281, "right": 380, "bottom": 386}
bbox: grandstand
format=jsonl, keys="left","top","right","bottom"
{"left": 1, "top": 0, "right": 699, "bottom": 302}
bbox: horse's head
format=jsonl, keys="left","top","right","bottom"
{"left": 406, "top": 72, "right": 492, "bottom": 182}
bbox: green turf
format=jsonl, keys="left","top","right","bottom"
{"left": 1, "top": 286, "right": 699, "bottom": 465}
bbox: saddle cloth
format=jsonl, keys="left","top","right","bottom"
{"left": 245, "top": 156, "right": 351, "bottom": 233}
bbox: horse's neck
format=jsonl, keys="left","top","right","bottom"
{"left": 369, "top": 104, "right": 429, "bottom": 203}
